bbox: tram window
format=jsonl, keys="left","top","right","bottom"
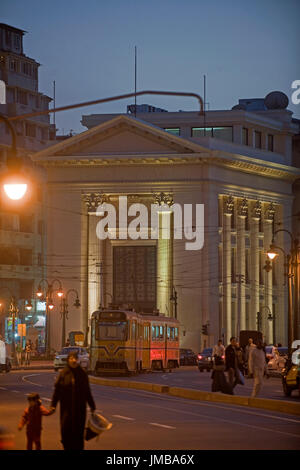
{"left": 132, "top": 322, "right": 136, "bottom": 340}
{"left": 97, "top": 321, "right": 127, "bottom": 340}
{"left": 159, "top": 326, "right": 164, "bottom": 339}
{"left": 170, "top": 327, "right": 175, "bottom": 340}
{"left": 175, "top": 327, "right": 179, "bottom": 340}
{"left": 144, "top": 325, "right": 149, "bottom": 339}
{"left": 152, "top": 325, "right": 156, "bottom": 339}
{"left": 167, "top": 327, "right": 170, "bottom": 339}
{"left": 156, "top": 326, "right": 160, "bottom": 339}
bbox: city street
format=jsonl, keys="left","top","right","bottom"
{"left": 0, "top": 370, "right": 299, "bottom": 450}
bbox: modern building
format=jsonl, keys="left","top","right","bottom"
{"left": 0, "top": 24, "right": 50, "bottom": 349}
{"left": 33, "top": 91, "right": 300, "bottom": 353}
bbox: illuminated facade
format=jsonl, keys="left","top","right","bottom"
{"left": 33, "top": 104, "right": 300, "bottom": 352}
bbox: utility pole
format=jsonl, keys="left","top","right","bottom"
{"left": 236, "top": 274, "right": 245, "bottom": 339}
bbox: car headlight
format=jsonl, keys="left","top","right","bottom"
{"left": 55, "top": 356, "right": 60, "bottom": 360}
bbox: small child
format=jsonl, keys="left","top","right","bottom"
{"left": 18, "top": 393, "right": 53, "bottom": 450}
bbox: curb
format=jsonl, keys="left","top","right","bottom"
{"left": 89, "top": 376, "right": 300, "bottom": 417}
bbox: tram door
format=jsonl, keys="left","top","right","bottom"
{"left": 142, "top": 322, "right": 150, "bottom": 369}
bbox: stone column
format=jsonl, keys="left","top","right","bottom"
{"left": 264, "top": 203, "right": 275, "bottom": 344}
{"left": 237, "top": 198, "right": 247, "bottom": 331}
{"left": 155, "top": 193, "right": 173, "bottom": 317}
{"left": 83, "top": 193, "right": 106, "bottom": 342}
{"left": 223, "top": 196, "right": 234, "bottom": 344}
{"left": 250, "top": 201, "right": 261, "bottom": 330}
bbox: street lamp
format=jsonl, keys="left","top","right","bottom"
{"left": 35, "top": 278, "right": 63, "bottom": 357}
{"left": 60, "top": 289, "right": 81, "bottom": 348}
{"left": 265, "top": 229, "right": 300, "bottom": 347}
{"left": 0, "top": 115, "right": 29, "bottom": 201}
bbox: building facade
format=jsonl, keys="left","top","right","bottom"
{"left": 33, "top": 93, "right": 300, "bottom": 353}
{"left": 0, "top": 24, "right": 50, "bottom": 349}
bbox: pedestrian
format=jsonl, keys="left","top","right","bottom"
{"left": 16, "top": 341, "right": 22, "bottom": 367}
{"left": 213, "top": 339, "right": 225, "bottom": 359}
{"left": 24, "top": 341, "right": 31, "bottom": 366}
{"left": 248, "top": 340, "right": 267, "bottom": 397}
{"left": 235, "top": 342, "right": 244, "bottom": 375}
{"left": 225, "top": 337, "right": 238, "bottom": 389}
{"left": 211, "top": 355, "right": 233, "bottom": 395}
{"left": 18, "top": 393, "right": 53, "bottom": 450}
{"left": 50, "top": 350, "right": 96, "bottom": 450}
{"left": 244, "top": 338, "right": 256, "bottom": 377}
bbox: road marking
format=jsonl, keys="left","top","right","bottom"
{"left": 96, "top": 387, "right": 300, "bottom": 426}
{"left": 0, "top": 386, "right": 7, "bottom": 390}
{"left": 112, "top": 415, "right": 135, "bottom": 421}
{"left": 41, "top": 397, "right": 51, "bottom": 401}
{"left": 21, "top": 374, "right": 43, "bottom": 387}
{"left": 12, "top": 390, "right": 20, "bottom": 393}
{"left": 150, "top": 422, "right": 176, "bottom": 430}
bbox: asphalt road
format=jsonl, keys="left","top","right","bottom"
{"left": 96, "top": 365, "right": 300, "bottom": 402}
{"left": 0, "top": 370, "right": 300, "bottom": 450}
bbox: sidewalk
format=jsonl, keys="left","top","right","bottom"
{"left": 12, "top": 361, "right": 53, "bottom": 370}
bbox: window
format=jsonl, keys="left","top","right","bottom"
{"left": 22, "top": 62, "right": 32, "bottom": 76}
{"left": 19, "top": 214, "right": 33, "bottom": 233}
{"left": 20, "top": 249, "right": 32, "bottom": 266}
{"left": 254, "top": 131, "right": 262, "bottom": 148}
{"left": 25, "top": 123, "right": 36, "bottom": 137}
{"left": 152, "top": 325, "right": 156, "bottom": 340}
{"left": 113, "top": 245, "right": 156, "bottom": 313}
{"left": 17, "top": 90, "right": 27, "bottom": 105}
{"left": 144, "top": 325, "right": 149, "bottom": 340}
{"left": 97, "top": 321, "right": 127, "bottom": 340}
{"left": 13, "top": 34, "right": 21, "bottom": 50}
{"left": 9, "top": 60, "right": 18, "bottom": 72}
{"left": 175, "top": 327, "right": 179, "bottom": 340}
{"left": 164, "top": 128, "right": 180, "bottom": 136}
{"left": 242, "top": 128, "right": 248, "bottom": 146}
{"left": 192, "top": 127, "right": 233, "bottom": 142}
{"left": 267, "top": 134, "right": 274, "bottom": 152}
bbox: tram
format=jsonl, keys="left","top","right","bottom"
{"left": 90, "top": 308, "right": 180, "bottom": 375}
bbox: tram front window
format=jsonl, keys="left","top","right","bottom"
{"left": 97, "top": 321, "right": 128, "bottom": 340}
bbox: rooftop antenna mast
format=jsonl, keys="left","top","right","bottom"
{"left": 134, "top": 46, "right": 137, "bottom": 117}
{"left": 203, "top": 74, "right": 206, "bottom": 136}
{"left": 53, "top": 80, "right": 56, "bottom": 140}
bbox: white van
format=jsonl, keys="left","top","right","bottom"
{"left": 0, "top": 339, "right": 12, "bottom": 373}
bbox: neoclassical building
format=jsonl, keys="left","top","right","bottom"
{"left": 33, "top": 101, "right": 300, "bottom": 353}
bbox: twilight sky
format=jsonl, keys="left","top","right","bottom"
{"left": 2, "top": 0, "right": 300, "bottom": 134}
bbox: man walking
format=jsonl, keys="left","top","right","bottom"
{"left": 249, "top": 340, "right": 267, "bottom": 397}
{"left": 244, "top": 337, "right": 256, "bottom": 377}
{"left": 213, "top": 339, "right": 225, "bottom": 359}
{"left": 50, "top": 350, "right": 96, "bottom": 450}
{"left": 225, "top": 337, "right": 238, "bottom": 389}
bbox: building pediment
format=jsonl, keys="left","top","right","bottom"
{"left": 33, "top": 115, "right": 204, "bottom": 160}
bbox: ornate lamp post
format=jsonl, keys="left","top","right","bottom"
{"left": 36, "top": 278, "right": 63, "bottom": 358}
{"left": 265, "top": 229, "right": 300, "bottom": 347}
{"left": 60, "top": 289, "right": 81, "bottom": 349}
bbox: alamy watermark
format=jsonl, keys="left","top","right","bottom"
{"left": 95, "top": 196, "right": 204, "bottom": 251}
{"left": 291, "top": 80, "right": 300, "bottom": 105}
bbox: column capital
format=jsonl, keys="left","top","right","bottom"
{"left": 238, "top": 198, "right": 248, "bottom": 218}
{"left": 223, "top": 195, "right": 234, "bottom": 216}
{"left": 252, "top": 200, "right": 262, "bottom": 221}
{"left": 265, "top": 202, "right": 276, "bottom": 223}
{"left": 154, "top": 192, "right": 174, "bottom": 207}
{"left": 82, "top": 192, "right": 107, "bottom": 213}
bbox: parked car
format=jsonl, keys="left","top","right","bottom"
{"left": 53, "top": 347, "right": 90, "bottom": 371}
{"left": 197, "top": 347, "right": 213, "bottom": 372}
{"left": 281, "top": 350, "right": 300, "bottom": 397}
{"left": 179, "top": 348, "right": 197, "bottom": 366}
{"left": 267, "top": 347, "right": 288, "bottom": 371}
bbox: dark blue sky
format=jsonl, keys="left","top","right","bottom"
{"left": 3, "top": 0, "right": 300, "bottom": 134}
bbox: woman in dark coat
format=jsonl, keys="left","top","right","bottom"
{"left": 50, "top": 351, "right": 96, "bottom": 450}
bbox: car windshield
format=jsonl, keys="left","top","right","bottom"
{"left": 60, "top": 347, "right": 80, "bottom": 355}
{"left": 98, "top": 321, "right": 127, "bottom": 340}
{"left": 202, "top": 348, "right": 213, "bottom": 354}
{"left": 278, "top": 348, "right": 288, "bottom": 356}
{"left": 265, "top": 347, "right": 273, "bottom": 353}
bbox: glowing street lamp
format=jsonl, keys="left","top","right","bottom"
{"left": 0, "top": 115, "right": 29, "bottom": 201}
